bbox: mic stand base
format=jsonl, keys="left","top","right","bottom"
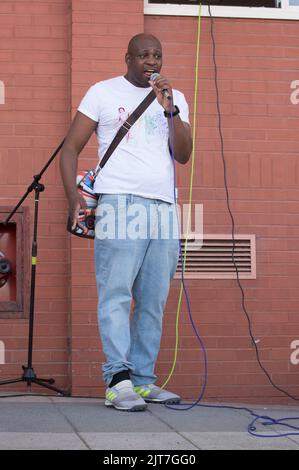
{"left": 0, "top": 366, "right": 70, "bottom": 396}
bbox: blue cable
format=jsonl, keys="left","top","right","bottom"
{"left": 167, "top": 102, "right": 208, "bottom": 411}
{"left": 194, "top": 403, "right": 299, "bottom": 439}
{"left": 166, "top": 101, "right": 299, "bottom": 439}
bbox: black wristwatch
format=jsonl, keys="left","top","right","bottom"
{"left": 164, "top": 105, "right": 180, "bottom": 118}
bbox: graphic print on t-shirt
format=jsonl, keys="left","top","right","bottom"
{"left": 118, "top": 106, "right": 131, "bottom": 141}
{"left": 118, "top": 106, "right": 129, "bottom": 123}
{"left": 118, "top": 110, "right": 168, "bottom": 147}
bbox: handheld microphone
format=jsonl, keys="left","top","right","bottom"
{"left": 150, "top": 73, "right": 172, "bottom": 100}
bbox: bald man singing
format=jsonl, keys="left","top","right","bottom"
{"left": 60, "top": 33, "right": 192, "bottom": 411}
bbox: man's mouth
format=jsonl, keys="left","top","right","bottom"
{"left": 144, "top": 70, "right": 156, "bottom": 79}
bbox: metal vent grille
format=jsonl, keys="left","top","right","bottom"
{"left": 175, "top": 234, "right": 256, "bottom": 279}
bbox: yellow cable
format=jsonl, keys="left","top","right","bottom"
{"left": 161, "top": 3, "right": 202, "bottom": 390}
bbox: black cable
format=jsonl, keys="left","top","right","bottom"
{"left": 0, "top": 392, "right": 101, "bottom": 399}
{"left": 208, "top": 4, "right": 299, "bottom": 403}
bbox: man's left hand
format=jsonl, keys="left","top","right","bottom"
{"left": 149, "top": 74, "right": 174, "bottom": 113}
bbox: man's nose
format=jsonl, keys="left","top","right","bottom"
{"left": 145, "top": 54, "right": 157, "bottom": 64}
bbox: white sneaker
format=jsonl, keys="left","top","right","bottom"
{"left": 105, "top": 380, "right": 147, "bottom": 411}
{"left": 134, "top": 384, "right": 181, "bottom": 404}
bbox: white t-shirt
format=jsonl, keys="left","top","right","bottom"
{"left": 78, "top": 76, "right": 190, "bottom": 203}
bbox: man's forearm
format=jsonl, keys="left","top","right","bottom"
{"left": 167, "top": 114, "right": 192, "bottom": 164}
{"left": 59, "top": 144, "right": 79, "bottom": 203}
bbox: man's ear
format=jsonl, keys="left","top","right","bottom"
{"left": 125, "top": 53, "right": 131, "bottom": 65}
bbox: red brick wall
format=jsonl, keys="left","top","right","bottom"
{"left": 1, "top": 1, "right": 299, "bottom": 404}
{"left": 0, "top": 0, "right": 72, "bottom": 392}
{"left": 145, "top": 15, "right": 299, "bottom": 404}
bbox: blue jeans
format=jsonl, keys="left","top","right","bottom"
{"left": 94, "top": 194, "right": 180, "bottom": 386}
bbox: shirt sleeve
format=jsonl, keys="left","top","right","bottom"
{"left": 77, "top": 84, "right": 101, "bottom": 123}
{"left": 174, "top": 90, "right": 190, "bottom": 125}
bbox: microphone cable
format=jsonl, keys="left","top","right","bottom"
{"left": 160, "top": 2, "right": 208, "bottom": 410}
{"left": 207, "top": 2, "right": 299, "bottom": 404}
{"left": 162, "top": 2, "right": 299, "bottom": 438}
{"left": 203, "top": 4, "right": 299, "bottom": 437}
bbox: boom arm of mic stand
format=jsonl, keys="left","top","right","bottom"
{"left": 3, "top": 138, "right": 65, "bottom": 225}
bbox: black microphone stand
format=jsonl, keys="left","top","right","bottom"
{"left": 0, "top": 139, "right": 69, "bottom": 396}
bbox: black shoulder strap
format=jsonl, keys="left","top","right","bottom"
{"left": 95, "top": 89, "right": 156, "bottom": 176}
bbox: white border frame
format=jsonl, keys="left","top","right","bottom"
{"left": 144, "top": 1, "right": 299, "bottom": 20}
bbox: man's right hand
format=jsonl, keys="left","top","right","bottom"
{"left": 68, "top": 192, "right": 88, "bottom": 230}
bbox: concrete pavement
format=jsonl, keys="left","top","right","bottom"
{"left": 0, "top": 395, "right": 299, "bottom": 450}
